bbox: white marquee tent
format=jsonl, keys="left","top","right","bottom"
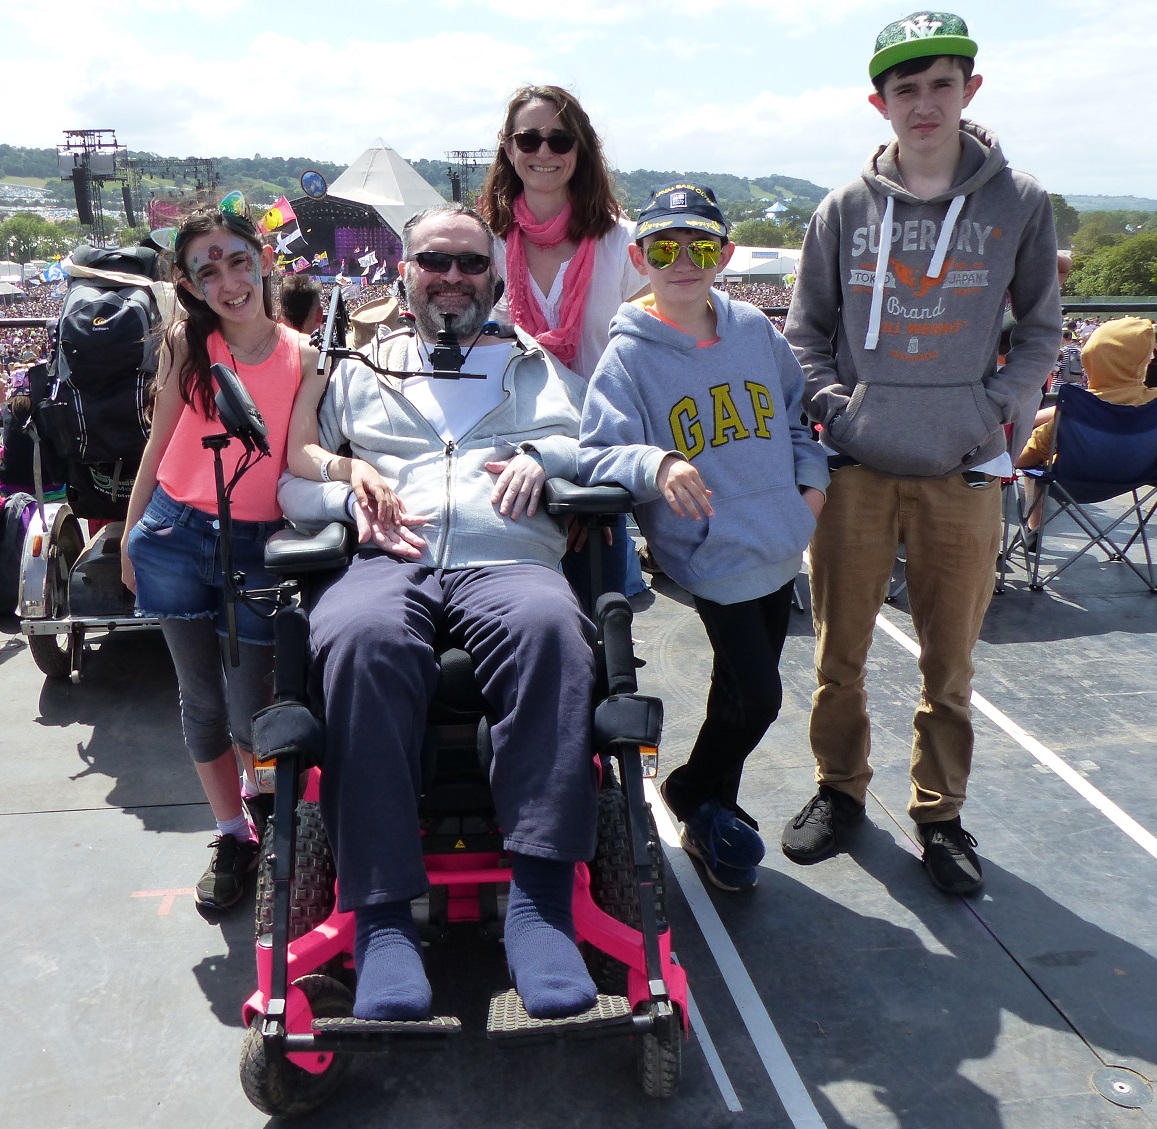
{"left": 328, "top": 140, "right": 446, "bottom": 234}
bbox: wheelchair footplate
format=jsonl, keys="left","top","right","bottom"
{"left": 486, "top": 989, "right": 635, "bottom": 1041}
{"left": 308, "top": 1014, "right": 461, "bottom": 1046}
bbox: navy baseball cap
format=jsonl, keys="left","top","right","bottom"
{"left": 635, "top": 183, "right": 728, "bottom": 242}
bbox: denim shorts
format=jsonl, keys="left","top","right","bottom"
{"left": 126, "top": 485, "right": 282, "bottom": 645}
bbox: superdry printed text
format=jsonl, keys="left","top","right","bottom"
{"left": 786, "top": 120, "right": 1061, "bottom": 479}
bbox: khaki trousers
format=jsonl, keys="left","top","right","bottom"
{"left": 808, "top": 465, "right": 1002, "bottom": 822}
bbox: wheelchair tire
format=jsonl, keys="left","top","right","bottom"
{"left": 239, "top": 973, "right": 353, "bottom": 1117}
{"left": 585, "top": 777, "right": 668, "bottom": 997}
{"left": 637, "top": 1002, "right": 682, "bottom": 1099}
{"left": 254, "top": 801, "right": 337, "bottom": 942}
{"left": 27, "top": 515, "right": 83, "bottom": 679}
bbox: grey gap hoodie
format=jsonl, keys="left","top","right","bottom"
{"left": 786, "top": 120, "right": 1061, "bottom": 477}
{"left": 580, "top": 291, "right": 829, "bottom": 604}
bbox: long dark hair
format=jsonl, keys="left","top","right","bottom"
{"left": 165, "top": 207, "right": 273, "bottom": 418}
{"left": 478, "top": 85, "right": 621, "bottom": 243}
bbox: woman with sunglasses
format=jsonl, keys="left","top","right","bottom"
{"left": 479, "top": 84, "right": 648, "bottom": 596}
{"left": 480, "top": 84, "right": 645, "bottom": 380}
{"left": 120, "top": 198, "right": 313, "bottom": 912}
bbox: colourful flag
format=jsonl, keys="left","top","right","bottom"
{"left": 275, "top": 224, "right": 305, "bottom": 255}
{"left": 291, "top": 257, "right": 311, "bottom": 273}
{"left": 312, "top": 251, "right": 328, "bottom": 266}
{"left": 262, "top": 196, "right": 297, "bottom": 232}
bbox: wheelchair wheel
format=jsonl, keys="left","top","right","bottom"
{"left": 586, "top": 773, "right": 667, "bottom": 997}
{"left": 637, "top": 1002, "right": 682, "bottom": 1098}
{"left": 239, "top": 974, "right": 352, "bottom": 1117}
{"left": 255, "top": 801, "right": 336, "bottom": 942}
{"left": 27, "top": 515, "right": 83, "bottom": 679}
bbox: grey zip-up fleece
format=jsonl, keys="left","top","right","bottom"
{"left": 580, "top": 292, "right": 829, "bottom": 604}
{"left": 277, "top": 327, "right": 584, "bottom": 569}
{"left": 786, "top": 120, "right": 1061, "bottom": 478}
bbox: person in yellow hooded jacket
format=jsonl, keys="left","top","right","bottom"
{"left": 1016, "top": 316, "right": 1157, "bottom": 543}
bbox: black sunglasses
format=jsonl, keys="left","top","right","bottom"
{"left": 510, "top": 129, "right": 576, "bottom": 155}
{"left": 408, "top": 251, "right": 491, "bottom": 275}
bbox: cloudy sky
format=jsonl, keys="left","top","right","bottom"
{"left": 6, "top": 0, "right": 1153, "bottom": 199}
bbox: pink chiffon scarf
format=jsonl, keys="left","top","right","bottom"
{"left": 503, "top": 195, "right": 595, "bottom": 367}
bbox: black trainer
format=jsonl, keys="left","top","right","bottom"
{"left": 195, "top": 834, "right": 260, "bottom": 910}
{"left": 781, "top": 785, "right": 865, "bottom": 863}
{"left": 919, "top": 818, "right": 984, "bottom": 895}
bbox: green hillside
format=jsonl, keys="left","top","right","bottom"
{"left": 0, "top": 145, "right": 345, "bottom": 208}
{"left": 403, "top": 157, "right": 830, "bottom": 215}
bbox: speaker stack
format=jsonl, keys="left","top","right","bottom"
{"left": 73, "top": 167, "right": 93, "bottom": 225}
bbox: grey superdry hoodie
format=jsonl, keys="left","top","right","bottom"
{"left": 580, "top": 292, "right": 829, "bottom": 605}
{"left": 786, "top": 120, "right": 1061, "bottom": 478}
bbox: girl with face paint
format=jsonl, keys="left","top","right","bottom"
{"left": 120, "top": 203, "right": 317, "bottom": 913}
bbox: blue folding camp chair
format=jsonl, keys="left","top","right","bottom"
{"left": 1013, "top": 384, "right": 1157, "bottom": 592}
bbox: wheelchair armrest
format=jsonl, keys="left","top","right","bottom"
{"left": 544, "top": 478, "right": 633, "bottom": 516}
{"left": 264, "top": 522, "right": 352, "bottom": 576}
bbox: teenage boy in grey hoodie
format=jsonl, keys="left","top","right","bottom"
{"left": 581, "top": 184, "right": 829, "bottom": 892}
{"left": 781, "top": 12, "right": 1060, "bottom": 894}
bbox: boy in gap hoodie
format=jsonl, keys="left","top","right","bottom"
{"left": 580, "top": 184, "right": 830, "bottom": 892}
{"left": 781, "top": 12, "right": 1061, "bottom": 894}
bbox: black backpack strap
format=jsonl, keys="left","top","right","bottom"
{"left": 28, "top": 420, "right": 47, "bottom": 529}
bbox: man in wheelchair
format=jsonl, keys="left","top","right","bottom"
{"left": 277, "top": 204, "right": 599, "bottom": 1023}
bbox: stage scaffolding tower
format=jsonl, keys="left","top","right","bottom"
{"left": 58, "top": 129, "right": 124, "bottom": 247}
{"left": 121, "top": 156, "right": 219, "bottom": 231}
{"left": 446, "top": 149, "right": 497, "bottom": 204}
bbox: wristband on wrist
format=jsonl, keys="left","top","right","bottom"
{"left": 320, "top": 457, "right": 335, "bottom": 482}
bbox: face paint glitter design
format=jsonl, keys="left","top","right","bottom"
{"left": 184, "top": 232, "right": 264, "bottom": 305}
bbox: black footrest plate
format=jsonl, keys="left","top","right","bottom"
{"left": 486, "top": 989, "right": 633, "bottom": 1041}
{"left": 312, "top": 1015, "right": 461, "bottom": 1039}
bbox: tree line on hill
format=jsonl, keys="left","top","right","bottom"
{"left": 408, "top": 156, "right": 825, "bottom": 247}
{"left": 2, "top": 144, "right": 1153, "bottom": 294}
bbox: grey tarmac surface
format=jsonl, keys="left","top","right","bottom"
{"left": 3, "top": 505, "right": 1157, "bottom": 1129}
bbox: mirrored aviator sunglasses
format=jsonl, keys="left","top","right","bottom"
{"left": 511, "top": 129, "right": 576, "bottom": 155}
{"left": 411, "top": 251, "right": 491, "bottom": 275}
{"left": 645, "top": 239, "right": 723, "bottom": 271}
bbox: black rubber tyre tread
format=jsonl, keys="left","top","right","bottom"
{"left": 239, "top": 973, "right": 353, "bottom": 1117}
{"left": 637, "top": 1004, "right": 683, "bottom": 1098}
{"left": 28, "top": 517, "right": 83, "bottom": 679}
{"left": 28, "top": 629, "right": 73, "bottom": 679}
{"left": 254, "top": 801, "right": 336, "bottom": 942}
{"left": 586, "top": 779, "right": 668, "bottom": 996}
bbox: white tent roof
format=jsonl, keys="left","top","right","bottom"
{"left": 740, "top": 259, "right": 795, "bottom": 277}
{"left": 328, "top": 140, "right": 446, "bottom": 234}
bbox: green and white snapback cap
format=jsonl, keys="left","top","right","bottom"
{"left": 869, "top": 11, "right": 978, "bottom": 79}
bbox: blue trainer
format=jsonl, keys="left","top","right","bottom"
{"left": 689, "top": 856, "right": 759, "bottom": 893}
{"left": 679, "top": 799, "right": 765, "bottom": 889}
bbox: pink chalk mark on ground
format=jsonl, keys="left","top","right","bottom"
{"left": 132, "top": 889, "right": 196, "bottom": 915}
